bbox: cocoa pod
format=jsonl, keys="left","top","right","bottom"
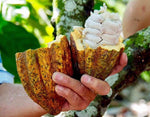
{"left": 16, "top": 35, "right": 73, "bottom": 115}
{"left": 70, "top": 27, "right": 124, "bottom": 80}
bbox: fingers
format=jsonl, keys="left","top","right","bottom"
{"left": 110, "top": 53, "right": 128, "bottom": 75}
{"left": 51, "top": 53, "right": 127, "bottom": 112}
{"left": 120, "top": 53, "right": 128, "bottom": 66}
{"left": 55, "top": 85, "right": 89, "bottom": 111}
{"left": 52, "top": 72, "right": 97, "bottom": 111}
{"left": 52, "top": 72, "right": 96, "bottom": 101}
{"left": 81, "top": 74, "right": 110, "bottom": 95}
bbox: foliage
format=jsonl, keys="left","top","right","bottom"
{"left": 0, "top": 0, "right": 54, "bottom": 83}
{"left": 0, "top": 17, "right": 40, "bottom": 83}
{"left": 94, "top": 0, "right": 127, "bottom": 18}
{"left": 0, "top": 0, "right": 54, "bottom": 46}
{"left": 141, "top": 71, "right": 150, "bottom": 82}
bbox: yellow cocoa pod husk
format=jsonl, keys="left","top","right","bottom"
{"left": 16, "top": 35, "right": 73, "bottom": 115}
{"left": 15, "top": 52, "right": 37, "bottom": 102}
{"left": 70, "top": 27, "right": 124, "bottom": 80}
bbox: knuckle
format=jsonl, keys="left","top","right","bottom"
{"left": 73, "top": 95, "right": 81, "bottom": 105}
{"left": 85, "top": 92, "right": 96, "bottom": 102}
{"left": 89, "top": 93, "right": 96, "bottom": 101}
{"left": 79, "top": 84, "right": 87, "bottom": 93}
{"left": 79, "top": 102, "right": 89, "bottom": 110}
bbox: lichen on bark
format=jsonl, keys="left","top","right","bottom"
{"left": 52, "top": 0, "right": 94, "bottom": 38}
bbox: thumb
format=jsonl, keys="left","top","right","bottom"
{"left": 81, "top": 74, "right": 110, "bottom": 95}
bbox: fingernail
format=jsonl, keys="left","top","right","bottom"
{"left": 52, "top": 72, "right": 63, "bottom": 82}
{"left": 82, "top": 74, "right": 92, "bottom": 84}
{"left": 103, "top": 82, "right": 111, "bottom": 94}
{"left": 55, "top": 85, "right": 64, "bottom": 94}
{"left": 55, "top": 85, "right": 62, "bottom": 91}
{"left": 52, "top": 72, "right": 57, "bottom": 81}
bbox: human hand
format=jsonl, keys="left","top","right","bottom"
{"left": 52, "top": 72, "right": 109, "bottom": 111}
{"left": 52, "top": 53, "right": 127, "bottom": 112}
{"left": 110, "top": 53, "right": 128, "bottom": 76}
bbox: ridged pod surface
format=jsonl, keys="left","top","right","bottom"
{"left": 16, "top": 35, "right": 73, "bottom": 115}
{"left": 70, "top": 27, "right": 124, "bottom": 80}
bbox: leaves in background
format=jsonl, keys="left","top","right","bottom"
{"left": 0, "top": 0, "right": 54, "bottom": 47}
{"left": 0, "top": 0, "right": 54, "bottom": 83}
{"left": 0, "top": 18, "right": 40, "bottom": 83}
{"left": 94, "top": 0, "right": 127, "bottom": 18}
{"left": 141, "top": 71, "right": 150, "bottom": 82}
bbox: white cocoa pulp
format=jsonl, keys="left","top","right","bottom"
{"left": 82, "top": 4, "right": 122, "bottom": 49}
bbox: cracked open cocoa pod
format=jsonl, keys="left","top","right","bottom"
{"left": 16, "top": 35, "right": 73, "bottom": 115}
{"left": 70, "top": 27, "right": 124, "bottom": 80}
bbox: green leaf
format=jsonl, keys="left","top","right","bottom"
{"left": 0, "top": 21, "right": 40, "bottom": 83}
{"left": 140, "top": 71, "right": 150, "bottom": 82}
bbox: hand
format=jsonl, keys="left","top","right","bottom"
{"left": 52, "top": 53, "right": 127, "bottom": 112}
{"left": 52, "top": 72, "right": 110, "bottom": 111}
{"left": 110, "top": 53, "right": 128, "bottom": 75}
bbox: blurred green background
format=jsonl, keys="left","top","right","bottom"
{"left": 0, "top": 0, "right": 149, "bottom": 83}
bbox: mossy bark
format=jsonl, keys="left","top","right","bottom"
{"left": 52, "top": 0, "right": 94, "bottom": 38}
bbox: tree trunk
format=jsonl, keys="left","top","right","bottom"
{"left": 52, "top": 0, "right": 94, "bottom": 38}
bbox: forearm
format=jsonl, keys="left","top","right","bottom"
{"left": 0, "top": 83, "right": 47, "bottom": 117}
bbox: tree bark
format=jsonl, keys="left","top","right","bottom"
{"left": 52, "top": 0, "right": 94, "bottom": 38}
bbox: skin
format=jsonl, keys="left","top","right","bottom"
{"left": 123, "top": 0, "right": 150, "bottom": 38}
{"left": 0, "top": 53, "right": 127, "bottom": 117}
{"left": 0, "top": 83, "right": 46, "bottom": 117}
